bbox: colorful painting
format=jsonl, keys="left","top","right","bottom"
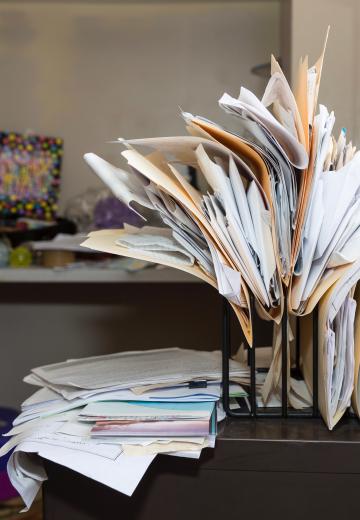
{"left": 0, "top": 132, "right": 63, "bottom": 220}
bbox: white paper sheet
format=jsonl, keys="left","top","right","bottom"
{"left": 8, "top": 441, "right": 155, "bottom": 510}
{"left": 30, "top": 348, "right": 247, "bottom": 397}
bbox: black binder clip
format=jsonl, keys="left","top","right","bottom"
{"left": 188, "top": 379, "right": 208, "bottom": 389}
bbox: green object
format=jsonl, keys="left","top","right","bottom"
{"left": 10, "top": 246, "right": 32, "bottom": 268}
{"left": 0, "top": 239, "right": 10, "bottom": 267}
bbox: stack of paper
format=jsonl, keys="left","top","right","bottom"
{"left": 81, "top": 30, "right": 360, "bottom": 427}
{"left": 0, "top": 348, "right": 247, "bottom": 510}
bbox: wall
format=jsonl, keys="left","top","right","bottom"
{"left": 286, "top": 0, "right": 360, "bottom": 145}
{"left": 0, "top": 1, "right": 280, "bottom": 210}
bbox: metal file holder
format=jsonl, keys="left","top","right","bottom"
{"left": 221, "top": 290, "right": 319, "bottom": 418}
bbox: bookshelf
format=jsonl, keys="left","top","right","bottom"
{"left": 0, "top": 267, "right": 200, "bottom": 284}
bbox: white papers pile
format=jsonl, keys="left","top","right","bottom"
{"left": 0, "top": 348, "right": 247, "bottom": 510}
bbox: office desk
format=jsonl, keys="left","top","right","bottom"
{"left": 43, "top": 417, "right": 360, "bottom": 520}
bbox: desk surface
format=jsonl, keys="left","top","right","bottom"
{"left": 43, "top": 417, "right": 360, "bottom": 520}
{"left": 219, "top": 416, "right": 360, "bottom": 443}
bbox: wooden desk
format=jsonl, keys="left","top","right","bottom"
{"left": 43, "top": 417, "right": 360, "bottom": 520}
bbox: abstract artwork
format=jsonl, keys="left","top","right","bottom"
{"left": 0, "top": 132, "right": 63, "bottom": 220}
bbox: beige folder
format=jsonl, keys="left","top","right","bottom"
{"left": 301, "top": 259, "right": 360, "bottom": 429}
{"left": 290, "top": 28, "right": 329, "bottom": 274}
{"left": 186, "top": 117, "right": 281, "bottom": 278}
{"left": 184, "top": 117, "right": 284, "bottom": 324}
{"left": 351, "top": 283, "right": 360, "bottom": 417}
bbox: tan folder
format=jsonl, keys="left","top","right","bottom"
{"left": 301, "top": 259, "right": 360, "bottom": 429}
{"left": 351, "top": 283, "right": 360, "bottom": 417}
{"left": 184, "top": 117, "right": 284, "bottom": 325}
{"left": 290, "top": 28, "right": 329, "bottom": 276}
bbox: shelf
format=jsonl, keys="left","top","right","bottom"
{"left": 0, "top": 266, "right": 201, "bottom": 284}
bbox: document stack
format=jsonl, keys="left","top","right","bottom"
{"left": 0, "top": 348, "right": 247, "bottom": 510}
{"left": 81, "top": 30, "right": 360, "bottom": 430}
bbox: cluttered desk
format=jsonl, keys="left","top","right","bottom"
{"left": 3, "top": 26, "right": 360, "bottom": 520}
{"left": 2, "top": 343, "right": 360, "bottom": 520}
{"left": 4, "top": 347, "right": 360, "bottom": 520}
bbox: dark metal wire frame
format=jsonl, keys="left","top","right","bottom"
{"left": 221, "top": 292, "right": 319, "bottom": 418}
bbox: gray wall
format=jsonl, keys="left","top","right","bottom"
{"left": 286, "top": 0, "right": 360, "bottom": 144}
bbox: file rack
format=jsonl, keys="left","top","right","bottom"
{"left": 221, "top": 292, "right": 319, "bottom": 418}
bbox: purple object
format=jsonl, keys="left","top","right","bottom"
{"left": 0, "top": 473, "right": 17, "bottom": 501}
{"left": 0, "top": 407, "right": 19, "bottom": 501}
{"left": 94, "top": 196, "right": 143, "bottom": 229}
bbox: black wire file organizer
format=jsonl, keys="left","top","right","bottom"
{"left": 221, "top": 290, "right": 319, "bottom": 418}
